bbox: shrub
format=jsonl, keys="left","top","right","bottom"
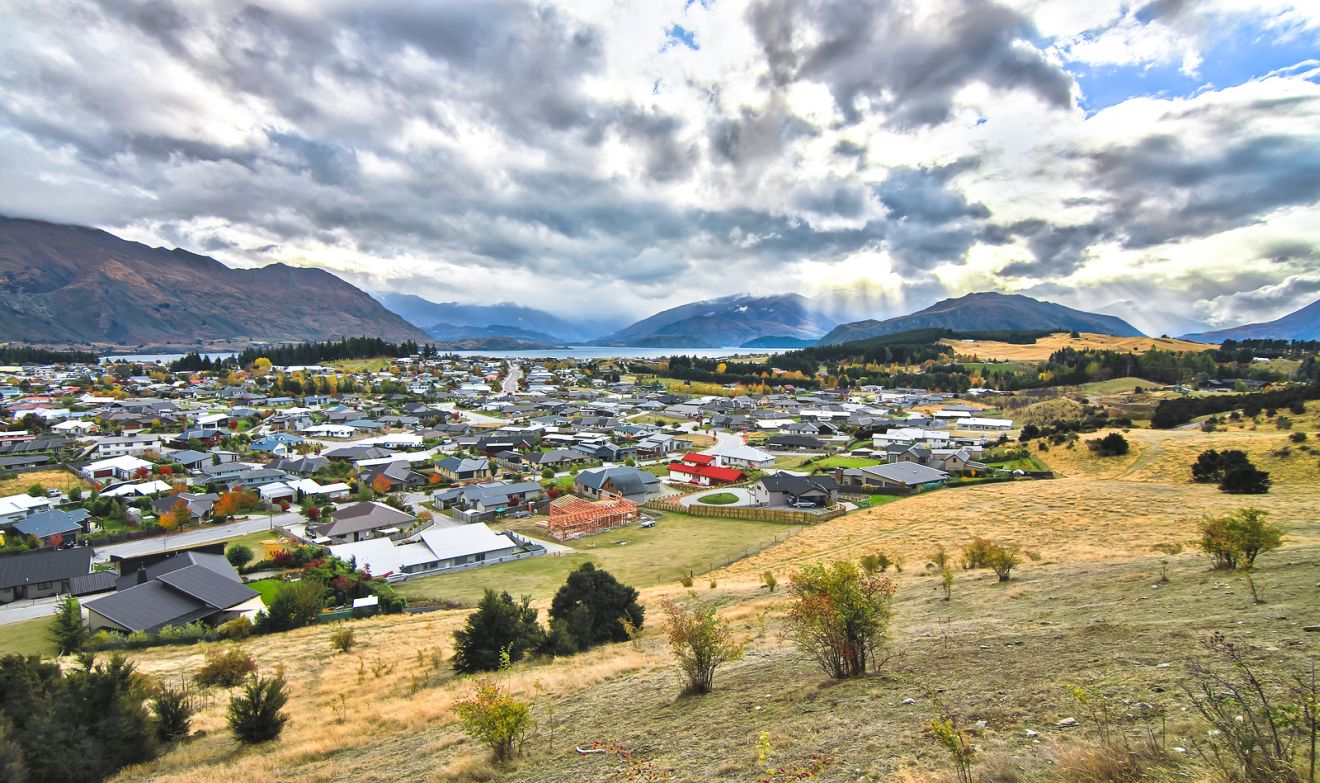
{"left": 1087, "top": 432, "right": 1129, "bottom": 457}
{"left": 961, "top": 538, "right": 994, "bottom": 570}
{"left": 452, "top": 590, "right": 544, "bottom": 674}
{"left": 195, "top": 648, "right": 258, "bottom": 688}
{"left": 1288, "top": 431, "right": 1307, "bottom": 443}
{"left": 761, "top": 570, "right": 777, "bottom": 592}
{"left": 1191, "top": 449, "right": 1250, "bottom": 483}
{"left": 455, "top": 678, "right": 532, "bottom": 764}
{"left": 257, "top": 579, "right": 326, "bottom": 632}
{"left": 1219, "top": 462, "right": 1272, "bottom": 494}
{"left": 151, "top": 684, "right": 197, "bottom": 744}
{"left": 1197, "top": 508, "right": 1283, "bottom": 570}
{"left": 859, "top": 552, "right": 891, "bottom": 574}
{"left": 49, "top": 595, "right": 86, "bottom": 656}
{"left": 226, "top": 543, "right": 254, "bottom": 570}
{"left": 986, "top": 544, "right": 1021, "bottom": 582}
{"left": 662, "top": 598, "right": 744, "bottom": 695}
{"left": 548, "top": 563, "right": 644, "bottom": 652}
{"left": 227, "top": 673, "right": 289, "bottom": 745}
{"left": 784, "top": 561, "right": 896, "bottom": 679}
{"left": 677, "top": 570, "right": 694, "bottom": 588}
{"left": 219, "top": 615, "right": 254, "bottom": 640}
{"left": 330, "top": 625, "right": 356, "bottom": 654}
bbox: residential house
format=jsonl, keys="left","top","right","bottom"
{"left": 9, "top": 508, "right": 88, "bottom": 547}
{"left": 435, "top": 456, "right": 492, "bottom": 483}
{"left": 310, "top": 501, "right": 415, "bottom": 544}
{"left": 748, "top": 474, "right": 841, "bottom": 508}
{"left": 356, "top": 461, "right": 423, "bottom": 493}
{"left": 843, "top": 462, "right": 950, "bottom": 490}
{"left": 83, "top": 551, "right": 262, "bottom": 634}
{"left": 328, "top": 523, "right": 521, "bottom": 578}
{"left": 574, "top": 466, "right": 662, "bottom": 504}
{"left": 0, "top": 547, "right": 93, "bottom": 603}
{"left": 709, "top": 444, "right": 775, "bottom": 469}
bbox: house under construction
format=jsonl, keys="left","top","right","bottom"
{"left": 547, "top": 492, "right": 639, "bottom": 541}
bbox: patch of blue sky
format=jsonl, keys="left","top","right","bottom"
{"left": 1068, "top": 18, "right": 1320, "bottom": 113}
{"left": 663, "top": 24, "right": 698, "bottom": 52}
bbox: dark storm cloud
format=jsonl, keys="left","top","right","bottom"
{"left": 745, "top": 0, "right": 1074, "bottom": 127}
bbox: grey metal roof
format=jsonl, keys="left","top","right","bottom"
{"left": 84, "top": 580, "right": 212, "bottom": 633}
{"left": 155, "top": 564, "right": 258, "bottom": 609}
{"left": 0, "top": 547, "right": 91, "bottom": 590}
{"left": 11, "top": 509, "right": 87, "bottom": 539}
{"left": 69, "top": 570, "right": 118, "bottom": 596}
{"left": 859, "top": 462, "right": 949, "bottom": 485}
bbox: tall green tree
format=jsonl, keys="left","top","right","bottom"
{"left": 48, "top": 596, "right": 85, "bottom": 656}
{"left": 452, "top": 590, "right": 544, "bottom": 674}
{"left": 548, "top": 563, "right": 644, "bottom": 652}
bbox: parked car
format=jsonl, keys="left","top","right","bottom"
{"left": 639, "top": 519, "right": 656, "bottom": 528}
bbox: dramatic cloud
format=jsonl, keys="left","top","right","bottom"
{"left": 0, "top": 0, "right": 1318, "bottom": 328}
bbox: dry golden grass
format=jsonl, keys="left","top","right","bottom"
{"left": 109, "top": 423, "right": 1319, "bottom": 783}
{"left": 943, "top": 332, "right": 1216, "bottom": 362}
{"left": 0, "top": 468, "right": 88, "bottom": 496}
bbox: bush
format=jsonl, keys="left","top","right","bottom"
{"left": 257, "top": 579, "right": 326, "bottom": 632}
{"left": 1197, "top": 508, "right": 1284, "bottom": 570}
{"left": 1288, "top": 431, "right": 1307, "bottom": 443}
{"left": 218, "top": 615, "right": 253, "bottom": 640}
{"left": 960, "top": 538, "right": 994, "bottom": 570}
{"left": 227, "top": 673, "right": 289, "bottom": 745}
{"left": 330, "top": 625, "right": 355, "bottom": 654}
{"left": 225, "top": 543, "right": 254, "bottom": 570}
{"left": 986, "top": 544, "right": 1021, "bottom": 582}
{"left": 662, "top": 598, "right": 744, "bottom": 695}
{"left": 1219, "top": 461, "right": 1272, "bottom": 494}
{"left": 859, "top": 552, "right": 891, "bottom": 574}
{"left": 548, "top": 563, "right": 644, "bottom": 652}
{"left": 455, "top": 678, "right": 531, "bottom": 764}
{"left": 784, "top": 561, "right": 896, "bottom": 679}
{"left": 762, "top": 570, "right": 777, "bottom": 592}
{"left": 1087, "top": 432, "right": 1129, "bottom": 457}
{"left": 452, "top": 590, "right": 544, "bottom": 674}
{"left": 151, "top": 684, "right": 197, "bottom": 744}
{"left": 49, "top": 595, "right": 86, "bottom": 656}
{"left": 195, "top": 648, "right": 258, "bottom": 688}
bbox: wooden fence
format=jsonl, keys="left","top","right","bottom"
{"left": 643, "top": 497, "right": 846, "bottom": 525}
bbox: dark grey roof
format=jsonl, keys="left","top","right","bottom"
{"left": 84, "top": 580, "right": 213, "bottom": 633}
{"left": 115, "top": 550, "right": 235, "bottom": 591}
{"left": 155, "top": 564, "right": 258, "bottom": 609}
{"left": 759, "top": 474, "right": 840, "bottom": 496}
{"left": 69, "top": 570, "right": 118, "bottom": 596}
{"left": 0, "top": 547, "right": 91, "bottom": 590}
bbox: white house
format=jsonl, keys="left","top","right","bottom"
{"left": 328, "top": 523, "right": 521, "bottom": 579}
{"left": 82, "top": 455, "right": 154, "bottom": 481}
{"left": 708, "top": 444, "right": 775, "bottom": 469}
{"left": 957, "top": 417, "right": 1014, "bottom": 431}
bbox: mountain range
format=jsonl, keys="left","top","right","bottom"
{"left": 817, "top": 292, "right": 1143, "bottom": 345}
{"left": 1181, "top": 297, "right": 1320, "bottom": 343}
{"left": 590, "top": 293, "right": 839, "bottom": 348}
{"left": 374, "top": 293, "right": 615, "bottom": 344}
{"left": 0, "top": 218, "right": 425, "bottom": 347}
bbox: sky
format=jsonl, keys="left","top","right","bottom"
{"left": 1, "top": 0, "right": 1319, "bottom": 335}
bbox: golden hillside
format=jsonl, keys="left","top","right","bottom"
{"left": 110, "top": 423, "right": 1320, "bottom": 783}
{"left": 942, "top": 332, "right": 1218, "bottom": 362}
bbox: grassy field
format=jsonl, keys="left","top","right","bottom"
{"left": 1072, "top": 376, "right": 1165, "bottom": 394}
{"left": 326, "top": 357, "right": 395, "bottom": 372}
{"left": 0, "top": 616, "right": 54, "bottom": 658}
{"left": 0, "top": 468, "right": 89, "bottom": 497}
{"left": 396, "top": 511, "right": 801, "bottom": 605}
{"left": 72, "top": 420, "right": 1320, "bottom": 783}
{"left": 943, "top": 332, "right": 1217, "bottom": 362}
{"left": 244, "top": 578, "right": 284, "bottom": 605}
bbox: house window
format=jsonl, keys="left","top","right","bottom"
{"left": 37, "top": 582, "right": 53, "bottom": 590}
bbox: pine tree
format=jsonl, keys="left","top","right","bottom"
{"left": 48, "top": 596, "right": 85, "bottom": 656}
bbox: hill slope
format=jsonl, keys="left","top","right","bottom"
{"left": 818, "top": 291, "right": 1143, "bottom": 345}
{"left": 0, "top": 218, "right": 427, "bottom": 346}
{"left": 375, "top": 293, "right": 612, "bottom": 343}
{"left": 596, "top": 294, "right": 837, "bottom": 347}
{"left": 1182, "top": 296, "right": 1320, "bottom": 342}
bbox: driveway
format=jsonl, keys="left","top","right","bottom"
{"left": 0, "top": 595, "right": 61, "bottom": 627}
{"left": 679, "top": 487, "right": 755, "bottom": 508}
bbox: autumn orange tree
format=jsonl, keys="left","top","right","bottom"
{"left": 159, "top": 499, "right": 189, "bottom": 532}
{"left": 371, "top": 473, "right": 393, "bottom": 495}
{"left": 213, "top": 488, "right": 257, "bottom": 520}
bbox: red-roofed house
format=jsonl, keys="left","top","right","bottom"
{"left": 676, "top": 452, "right": 716, "bottom": 466}
{"left": 667, "top": 462, "right": 744, "bottom": 486}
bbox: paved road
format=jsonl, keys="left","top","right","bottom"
{"left": 501, "top": 362, "right": 522, "bottom": 394}
{"left": 92, "top": 510, "right": 306, "bottom": 561}
{"left": 0, "top": 595, "right": 62, "bottom": 626}
{"left": 701, "top": 429, "right": 746, "bottom": 455}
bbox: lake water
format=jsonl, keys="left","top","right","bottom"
{"left": 99, "top": 347, "right": 780, "bottom": 364}
{"left": 101, "top": 352, "right": 238, "bottom": 365}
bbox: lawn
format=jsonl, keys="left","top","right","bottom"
{"left": 811, "top": 456, "right": 882, "bottom": 470}
{"left": 244, "top": 578, "right": 285, "bottom": 605}
{"left": 697, "top": 492, "right": 738, "bottom": 505}
{"left": 0, "top": 617, "right": 55, "bottom": 658}
{"left": 395, "top": 511, "right": 801, "bottom": 605}
{"left": 983, "top": 454, "right": 1051, "bottom": 472}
